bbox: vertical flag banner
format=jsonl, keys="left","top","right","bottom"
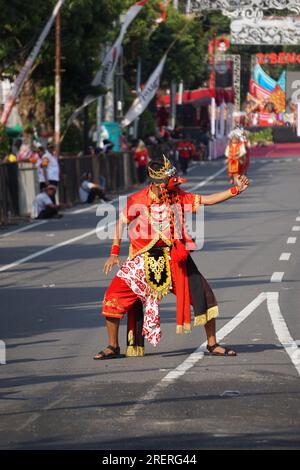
{"left": 92, "top": 1, "right": 148, "bottom": 89}
{"left": 121, "top": 54, "right": 167, "bottom": 128}
{"left": 1, "top": 0, "right": 66, "bottom": 127}
{"left": 66, "top": 0, "right": 148, "bottom": 128}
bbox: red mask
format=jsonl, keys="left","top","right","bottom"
{"left": 166, "top": 176, "right": 187, "bottom": 191}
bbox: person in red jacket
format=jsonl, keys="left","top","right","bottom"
{"left": 176, "top": 137, "right": 196, "bottom": 175}
{"left": 134, "top": 140, "right": 149, "bottom": 184}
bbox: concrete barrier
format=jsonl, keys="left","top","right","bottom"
{"left": 18, "top": 162, "right": 39, "bottom": 216}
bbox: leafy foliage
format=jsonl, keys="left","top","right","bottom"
{"left": 248, "top": 127, "right": 273, "bottom": 145}
{"left": 0, "top": 125, "right": 11, "bottom": 159}
{"left": 2, "top": 1, "right": 296, "bottom": 151}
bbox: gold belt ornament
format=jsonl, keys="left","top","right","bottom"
{"left": 144, "top": 248, "right": 171, "bottom": 300}
{"left": 148, "top": 255, "right": 165, "bottom": 283}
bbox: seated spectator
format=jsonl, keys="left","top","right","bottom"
{"left": 31, "top": 185, "right": 62, "bottom": 220}
{"left": 79, "top": 172, "right": 110, "bottom": 204}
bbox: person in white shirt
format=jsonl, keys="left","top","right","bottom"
{"left": 35, "top": 143, "right": 60, "bottom": 203}
{"left": 79, "top": 172, "right": 110, "bottom": 204}
{"left": 45, "top": 143, "right": 60, "bottom": 186}
{"left": 31, "top": 186, "right": 62, "bottom": 219}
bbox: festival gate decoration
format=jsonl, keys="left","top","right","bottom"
{"left": 189, "top": 1, "right": 300, "bottom": 46}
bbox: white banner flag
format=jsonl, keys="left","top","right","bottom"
{"left": 121, "top": 54, "right": 167, "bottom": 128}
{"left": 93, "top": 1, "right": 148, "bottom": 88}
{"left": 66, "top": 1, "right": 147, "bottom": 129}
{"left": 1, "top": 0, "right": 66, "bottom": 126}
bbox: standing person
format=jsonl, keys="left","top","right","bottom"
{"left": 185, "top": 137, "right": 197, "bottom": 161}
{"left": 44, "top": 143, "right": 60, "bottom": 189}
{"left": 32, "top": 144, "right": 47, "bottom": 191}
{"left": 93, "top": 156, "right": 249, "bottom": 360}
{"left": 225, "top": 130, "right": 247, "bottom": 184}
{"left": 240, "top": 128, "right": 251, "bottom": 175}
{"left": 34, "top": 143, "right": 60, "bottom": 197}
{"left": 134, "top": 140, "right": 149, "bottom": 184}
{"left": 176, "top": 137, "right": 190, "bottom": 175}
{"left": 79, "top": 172, "right": 110, "bottom": 204}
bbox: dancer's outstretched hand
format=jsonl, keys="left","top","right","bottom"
{"left": 104, "top": 255, "right": 120, "bottom": 275}
{"left": 236, "top": 175, "right": 249, "bottom": 193}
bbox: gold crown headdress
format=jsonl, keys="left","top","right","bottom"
{"left": 148, "top": 155, "right": 177, "bottom": 180}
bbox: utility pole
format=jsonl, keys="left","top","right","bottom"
{"left": 54, "top": 11, "right": 61, "bottom": 156}
{"left": 170, "top": 80, "right": 177, "bottom": 130}
{"left": 133, "top": 57, "right": 142, "bottom": 139}
{"left": 115, "top": 46, "right": 124, "bottom": 123}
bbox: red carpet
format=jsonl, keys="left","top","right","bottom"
{"left": 250, "top": 143, "right": 300, "bottom": 158}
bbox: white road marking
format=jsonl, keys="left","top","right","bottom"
{"left": 0, "top": 223, "right": 114, "bottom": 273}
{"left": 123, "top": 293, "right": 267, "bottom": 418}
{"left": 296, "top": 217, "right": 300, "bottom": 222}
{"left": 270, "top": 272, "right": 284, "bottom": 283}
{"left": 287, "top": 237, "right": 297, "bottom": 244}
{"left": 165, "top": 293, "right": 269, "bottom": 383}
{"left": 67, "top": 196, "right": 120, "bottom": 215}
{"left": 266, "top": 292, "right": 300, "bottom": 376}
{"left": 123, "top": 292, "right": 300, "bottom": 419}
{"left": 0, "top": 164, "right": 226, "bottom": 273}
{"left": 17, "top": 395, "right": 67, "bottom": 431}
{"left": 279, "top": 253, "right": 291, "bottom": 261}
{"left": 67, "top": 203, "right": 99, "bottom": 215}
{"left": 292, "top": 226, "right": 300, "bottom": 232}
{"left": 190, "top": 165, "right": 227, "bottom": 191}
{"left": 0, "top": 220, "right": 47, "bottom": 239}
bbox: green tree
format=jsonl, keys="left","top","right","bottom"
{"left": 0, "top": 1, "right": 241, "bottom": 149}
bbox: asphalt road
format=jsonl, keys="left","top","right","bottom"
{"left": 0, "top": 155, "right": 300, "bottom": 450}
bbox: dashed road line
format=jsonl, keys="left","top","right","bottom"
{"left": 123, "top": 293, "right": 267, "bottom": 418}
{"left": 279, "top": 253, "right": 291, "bottom": 261}
{"left": 270, "top": 272, "right": 284, "bottom": 283}
{"left": 287, "top": 237, "right": 297, "bottom": 244}
{"left": 292, "top": 226, "right": 300, "bottom": 232}
{"left": 0, "top": 220, "right": 47, "bottom": 239}
{"left": 123, "top": 292, "right": 300, "bottom": 420}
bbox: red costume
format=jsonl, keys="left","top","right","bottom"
{"left": 102, "top": 158, "right": 219, "bottom": 356}
{"left": 225, "top": 141, "right": 247, "bottom": 178}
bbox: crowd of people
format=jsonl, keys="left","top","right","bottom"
{"left": 131, "top": 128, "right": 204, "bottom": 184}
{"left": 2, "top": 122, "right": 229, "bottom": 221}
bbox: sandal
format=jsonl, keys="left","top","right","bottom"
{"left": 206, "top": 343, "right": 237, "bottom": 357}
{"left": 93, "top": 345, "right": 124, "bottom": 360}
